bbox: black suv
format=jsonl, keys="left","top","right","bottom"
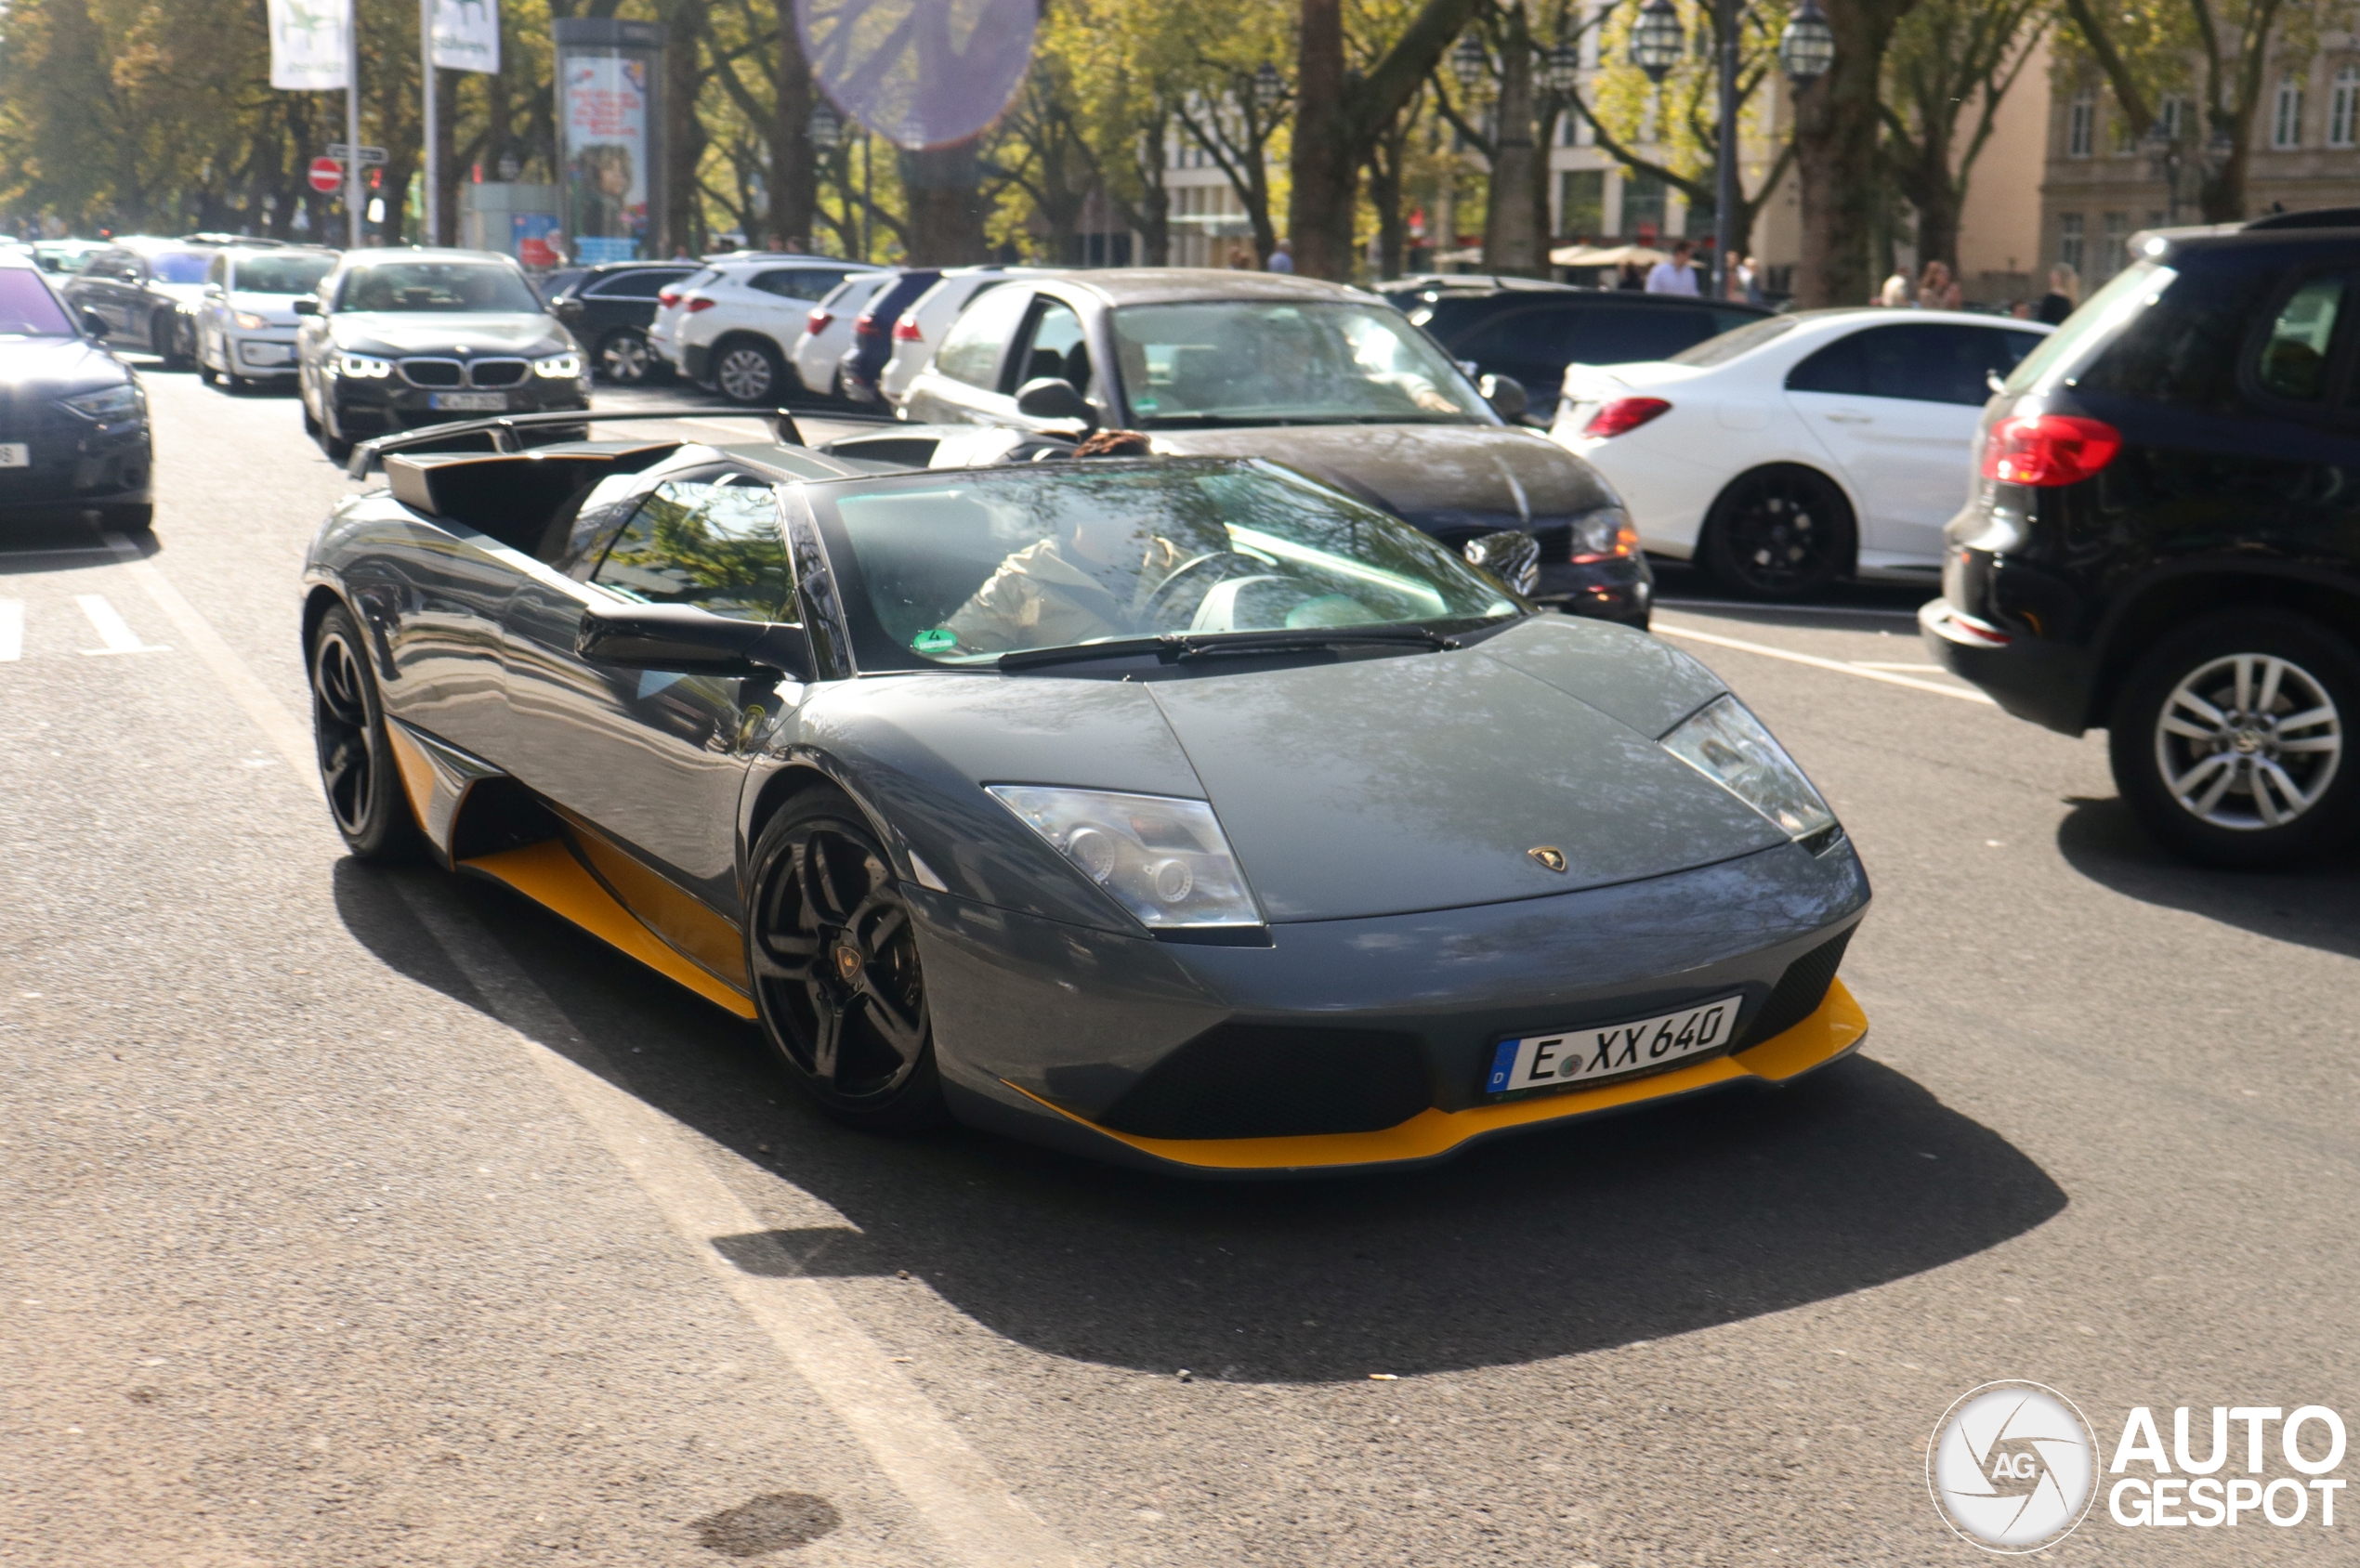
{"left": 549, "top": 260, "right": 699, "bottom": 384}
{"left": 1922, "top": 216, "right": 2360, "bottom": 868}
{"left": 1386, "top": 280, "right": 1769, "bottom": 421}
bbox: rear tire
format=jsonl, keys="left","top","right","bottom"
{"left": 308, "top": 605, "right": 426, "bottom": 863}
{"left": 1698, "top": 464, "right": 1855, "bottom": 601}
{"left": 713, "top": 335, "right": 786, "bottom": 406}
{"left": 2108, "top": 610, "right": 2360, "bottom": 869}
{"left": 597, "top": 327, "right": 665, "bottom": 385}
{"left": 745, "top": 789, "right": 948, "bottom": 1132}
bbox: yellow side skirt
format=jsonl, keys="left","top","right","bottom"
{"left": 1005, "top": 978, "right": 1869, "bottom": 1172}
{"left": 460, "top": 840, "right": 758, "bottom": 1020}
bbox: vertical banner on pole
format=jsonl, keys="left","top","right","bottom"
{"left": 431, "top": 0, "right": 502, "bottom": 72}
{"left": 553, "top": 18, "right": 665, "bottom": 266}
{"left": 269, "top": 0, "right": 351, "bottom": 90}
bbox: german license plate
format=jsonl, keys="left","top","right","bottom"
{"left": 0, "top": 444, "right": 27, "bottom": 468}
{"left": 1486, "top": 995, "right": 1743, "bottom": 1095}
{"left": 429, "top": 391, "right": 507, "bottom": 411}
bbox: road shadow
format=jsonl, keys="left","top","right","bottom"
{"left": 1648, "top": 559, "right": 1933, "bottom": 620}
{"left": 2055, "top": 794, "right": 2360, "bottom": 961}
{"left": 333, "top": 856, "right": 2067, "bottom": 1383}
{"left": 0, "top": 515, "right": 158, "bottom": 572}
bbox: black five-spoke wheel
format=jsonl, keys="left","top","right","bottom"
{"left": 1700, "top": 465, "right": 1855, "bottom": 601}
{"left": 309, "top": 605, "right": 422, "bottom": 861}
{"left": 746, "top": 791, "right": 946, "bottom": 1130}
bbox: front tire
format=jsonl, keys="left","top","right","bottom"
{"left": 309, "top": 605, "right": 425, "bottom": 862}
{"left": 1698, "top": 464, "right": 1855, "bottom": 601}
{"left": 713, "top": 336, "right": 786, "bottom": 406}
{"left": 2109, "top": 610, "right": 2359, "bottom": 869}
{"left": 745, "top": 790, "right": 947, "bottom": 1131}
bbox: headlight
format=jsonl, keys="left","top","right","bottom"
{"left": 533, "top": 352, "right": 583, "bottom": 379}
{"left": 1568, "top": 505, "right": 1639, "bottom": 564}
{"left": 58, "top": 384, "right": 141, "bottom": 421}
{"left": 1660, "top": 696, "right": 1842, "bottom": 851}
{"left": 987, "top": 786, "right": 1262, "bottom": 929}
{"left": 231, "top": 310, "right": 271, "bottom": 330}
{"left": 336, "top": 352, "right": 392, "bottom": 379}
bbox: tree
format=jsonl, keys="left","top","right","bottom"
{"left": 1880, "top": 0, "right": 2047, "bottom": 272}
{"left": 1792, "top": 0, "right": 1921, "bottom": 307}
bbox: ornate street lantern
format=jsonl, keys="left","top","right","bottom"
{"left": 1630, "top": 0, "right": 1685, "bottom": 85}
{"left": 1541, "top": 43, "right": 1581, "bottom": 96}
{"left": 809, "top": 100, "right": 843, "bottom": 150}
{"left": 1252, "top": 61, "right": 1285, "bottom": 111}
{"left": 1778, "top": 0, "right": 1836, "bottom": 85}
{"left": 1451, "top": 33, "right": 1488, "bottom": 91}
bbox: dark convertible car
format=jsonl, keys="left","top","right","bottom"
{"left": 305, "top": 413, "right": 1869, "bottom": 1174}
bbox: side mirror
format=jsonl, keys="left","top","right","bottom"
{"left": 1463, "top": 529, "right": 1541, "bottom": 595}
{"left": 293, "top": 296, "right": 320, "bottom": 316}
{"left": 203, "top": 283, "right": 224, "bottom": 298}
{"left": 575, "top": 600, "right": 813, "bottom": 681}
{"left": 552, "top": 298, "right": 585, "bottom": 322}
{"left": 1478, "top": 373, "right": 1529, "bottom": 422}
{"left": 80, "top": 309, "right": 107, "bottom": 337}
{"left": 1014, "top": 375, "right": 1098, "bottom": 429}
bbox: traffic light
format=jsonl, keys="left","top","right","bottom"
{"left": 369, "top": 168, "right": 382, "bottom": 190}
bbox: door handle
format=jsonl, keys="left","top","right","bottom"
{"left": 1822, "top": 412, "right": 1872, "bottom": 425}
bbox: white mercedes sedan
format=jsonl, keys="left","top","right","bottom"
{"left": 1550, "top": 309, "right": 2052, "bottom": 599}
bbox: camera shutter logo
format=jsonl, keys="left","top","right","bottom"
{"left": 1928, "top": 1381, "right": 2098, "bottom": 1552}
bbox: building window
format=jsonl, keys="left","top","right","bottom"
{"left": 2274, "top": 72, "right": 2304, "bottom": 149}
{"left": 2331, "top": 66, "right": 2358, "bottom": 149}
{"left": 2067, "top": 88, "right": 2095, "bottom": 158}
{"left": 1560, "top": 169, "right": 1606, "bottom": 239}
{"left": 2159, "top": 94, "right": 2187, "bottom": 142}
{"left": 2101, "top": 214, "right": 2128, "bottom": 281}
{"left": 2111, "top": 109, "right": 2137, "bottom": 155}
{"left": 1621, "top": 169, "right": 1667, "bottom": 239}
{"left": 2059, "top": 213, "right": 2085, "bottom": 273}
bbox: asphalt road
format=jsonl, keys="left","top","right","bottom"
{"left": 3, "top": 366, "right": 2353, "bottom": 1567}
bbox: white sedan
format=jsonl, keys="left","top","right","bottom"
{"left": 1550, "top": 308, "right": 2052, "bottom": 598}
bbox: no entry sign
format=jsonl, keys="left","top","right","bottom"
{"left": 308, "top": 156, "right": 344, "bottom": 193}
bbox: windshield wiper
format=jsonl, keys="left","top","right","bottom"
{"left": 997, "top": 626, "right": 1459, "bottom": 673}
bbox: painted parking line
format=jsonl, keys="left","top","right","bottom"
{"left": 74, "top": 593, "right": 170, "bottom": 656}
{"left": 1654, "top": 619, "right": 1995, "bottom": 705}
{"left": 103, "top": 531, "right": 1079, "bottom": 1568}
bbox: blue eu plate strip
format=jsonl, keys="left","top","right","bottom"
{"left": 1486, "top": 1039, "right": 1520, "bottom": 1093}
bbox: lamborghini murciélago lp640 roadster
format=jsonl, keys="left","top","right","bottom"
{"left": 303, "top": 414, "right": 1871, "bottom": 1175}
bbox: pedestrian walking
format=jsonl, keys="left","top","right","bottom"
{"left": 2037, "top": 264, "right": 2078, "bottom": 325}
{"left": 1265, "top": 239, "right": 1294, "bottom": 274}
{"left": 1645, "top": 240, "right": 1699, "bottom": 295}
{"left": 1917, "top": 260, "right": 1962, "bottom": 311}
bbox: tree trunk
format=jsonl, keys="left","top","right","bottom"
{"left": 901, "top": 142, "right": 990, "bottom": 264}
{"left": 2197, "top": 113, "right": 2254, "bottom": 221}
{"left": 1792, "top": 0, "right": 1917, "bottom": 307}
{"left": 1483, "top": 6, "right": 1541, "bottom": 275}
{"left": 663, "top": 1, "right": 707, "bottom": 255}
{"left": 1290, "top": 0, "right": 1357, "bottom": 278}
{"left": 767, "top": 0, "right": 816, "bottom": 247}
{"left": 432, "top": 65, "right": 458, "bottom": 248}
{"left": 1366, "top": 117, "right": 1410, "bottom": 280}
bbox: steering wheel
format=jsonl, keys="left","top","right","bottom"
{"left": 1141, "top": 552, "right": 1265, "bottom": 625}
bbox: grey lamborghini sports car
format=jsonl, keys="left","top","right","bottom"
{"left": 304, "top": 414, "right": 1870, "bottom": 1175}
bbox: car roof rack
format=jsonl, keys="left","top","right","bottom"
{"left": 346, "top": 407, "right": 807, "bottom": 478}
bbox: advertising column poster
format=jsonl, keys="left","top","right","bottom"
{"left": 553, "top": 17, "right": 666, "bottom": 265}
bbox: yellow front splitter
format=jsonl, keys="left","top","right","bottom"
{"left": 1005, "top": 978, "right": 1868, "bottom": 1173}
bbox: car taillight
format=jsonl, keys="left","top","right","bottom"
{"left": 1980, "top": 414, "right": 2121, "bottom": 487}
{"left": 893, "top": 314, "right": 924, "bottom": 342}
{"left": 854, "top": 314, "right": 884, "bottom": 336}
{"left": 683, "top": 296, "right": 716, "bottom": 313}
{"left": 806, "top": 308, "right": 833, "bottom": 333}
{"left": 1581, "top": 397, "right": 1672, "bottom": 438}
{"left": 657, "top": 289, "right": 680, "bottom": 307}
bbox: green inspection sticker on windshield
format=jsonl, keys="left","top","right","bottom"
{"left": 912, "top": 628, "right": 959, "bottom": 654}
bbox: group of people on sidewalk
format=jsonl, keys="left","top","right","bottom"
{"left": 1876, "top": 259, "right": 2081, "bottom": 324}
{"left": 1631, "top": 238, "right": 1763, "bottom": 304}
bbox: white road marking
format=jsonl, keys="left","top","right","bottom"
{"left": 1654, "top": 619, "right": 1996, "bottom": 704}
{"left": 104, "top": 530, "right": 1078, "bottom": 1568}
{"left": 74, "top": 593, "right": 170, "bottom": 656}
{"left": 0, "top": 600, "right": 20, "bottom": 661}
{"left": 1848, "top": 660, "right": 1948, "bottom": 673}
{"left": 1655, "top": 597, "right": 1925, "bottom": 621}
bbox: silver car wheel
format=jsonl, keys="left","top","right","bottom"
{"left": 715, "top": 346, "right": 774, "bottom": 403}
{"left": 2155, "top": 652, "right": 2343, "bottom": 830}
{"left": 601, "top": 332, "right": 653, "bottom": 384}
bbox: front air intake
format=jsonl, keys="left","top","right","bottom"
{"left": 1743, "top": 926, "right": 1854, "bottom": 1046}
{"left": 1095, "top": 1025, "right": 1432, "bottom": 1140}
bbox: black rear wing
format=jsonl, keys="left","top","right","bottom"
{"left": 346, "top": 406, "right": 806, "bottom": 478}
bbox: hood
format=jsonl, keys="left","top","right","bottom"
{"left": 228, "top": 292, "right": 301, "bottom": 327}
{"left": 331, "top": 312, "right": 570, "bottom": 357}
{"left": 0, "top": 336, "right": 129, "bottom": 398}
{"left": 1147, "top": 422, "right": 1619, "bottom": 534}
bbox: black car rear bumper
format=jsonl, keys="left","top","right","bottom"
{"left": 0, "top": 425, "right": 152, "bottom": 520}
{"left": 1920, "top": 597, "right": 2096, "bottom": 735}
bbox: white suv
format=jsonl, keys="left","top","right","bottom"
{"left": 876, "top": 266, "right": 1048, "bottom": 410}
{"left": 790, "top": 272, "right": 895, "bottom": 400}
{"left": 648, "top": 255, "right": 881, "bottom": 405}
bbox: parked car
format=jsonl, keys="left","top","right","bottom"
{"left": 789, "top": 271, "right": 896, "bottom": 399}
{"left": 834, "top": 268, "right": 944, "bottom": 406}
{"left": 1921, "top": 219, "right": 2360, "bottom": 869}
{"left": 547, "top": 259, "right": 700, "bottom": 384}
{"left": 194, "top": 244, "right": 337, "bottom": 391}
{"left": 62, "top": 235, "right": 221, "bottom": 366}
{"left": 1552, "top": 308, "right": 2051, "bottom": 599}
{"left": 303, "top": 412, "right": 1867, "bottom": 1171}
{"left": 1401, "top": 284, "right": 1772, "bottom": 422}
{"left": 649, "top": 254, "right": 882, "bottom": 404}
{"left": 898, "top": 269, "right": 1654, "bottom": 625}
{"left": 0, "top": 252, "right": 152, "bottom": 531}
{"left": 533, "top": 267, "right": 589, "bottom": 307}
{"left": 32, "top": 240, "right": 111, "bottom": 277}
{"left": 294, "top": 248, "right": 589, "bottom": 461}
{"left": 875, "top": 266, "right": 1048, "bottom": 408}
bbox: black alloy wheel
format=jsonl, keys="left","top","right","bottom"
{"left": 2109, "top": 610, "right": 2360, "bottom": 869}
{"left": 309, "top": 605, "right": 423, "bottom": 862}
{"left": 1699, "top": 465, "right": 1855, "bottom": 601}
{"left": 713, "top": 336, "right": 785, "bottom": 406}
{"left": 597, "top": 328, "right": 665, "bottom": 385}
{"left": 745, "top": 790, "right": 946, "bottom": 1130}
{"left": 150, "top": 308, "right": 191, "bottom": 369}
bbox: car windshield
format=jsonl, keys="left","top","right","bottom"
{"left": 1668, "top": 315, "right": 1802, "bottom": 366}
{"left": 233, "top": 253, "right": 335, "bottom": 294}
{"left": 1111, "top": 301, "right": 1491, "bottom": 426}
{"left": 2002, "top": 260, "right": 2175, "bottom": 394}
{"left": 0, "top": 270, "right": 75, "bottom": 336}
{"left": 338, "top": 262, "right": 543, "bottom": 313}
{"left": 817, "top": 460, "right": 1520, "bottom": 664}
{"left": 145, "top": 251, "right": 213, "bottom": 284}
